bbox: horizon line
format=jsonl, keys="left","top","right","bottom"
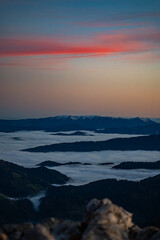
{"left": 0, "top": 115, "right": 160, "bottom": 121}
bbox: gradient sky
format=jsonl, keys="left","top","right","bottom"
{"left": 0, "top": 0, "right": 160, "bottom": 118}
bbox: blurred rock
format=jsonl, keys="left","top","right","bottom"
{"left": 0, "top": 232, "right": 8, "bottom": 240}
{"left": 82, "top": 198, "right": 133, "bottom": 240}
{"left": 0, "top": 198, "right": 159, "bottom": 240}
{"left": 135, "top": 227, "right": 160, "bottom": 240}
{"left": 23, "top": 224, "right": 55, "bottom": 240}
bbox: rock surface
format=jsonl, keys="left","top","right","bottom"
{"left": 0, "top": 198, "right": 159, "bottom": 240}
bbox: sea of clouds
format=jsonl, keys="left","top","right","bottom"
{"left": 0, "top": 130, "right": 160, "bottom": 185}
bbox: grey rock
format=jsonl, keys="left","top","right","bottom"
{"left": 136, "top": 227, "right": 160, "bottom": 240}
{"left": 9, "top": 230, "right": 21, "bottom": 240}
{"left": 2, "top": 225, "right": 18, "bottom": 235}
{"left": 23, "top": 224, "right": 55, "bottom": 240}
{"left": 42, "top": 218, "right": 61, "bottom": 232}
{"left": 52, "top": 220, "right": 81, "bottom": 240}
{"left": 0, "top": 232, "right": 8, "bottom": 240}
{"left": 82, "top": 198, "right": 133, "bottom": 240}
{"left": 1, "top": 223, "right": 34, "bottom": 240}
{"left": 150, "top": 231, "right": 160, "bottom": 240}
{"left": 129, "top": 225, "right": 141, "bottom": 239}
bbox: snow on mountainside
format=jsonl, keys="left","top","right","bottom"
{"left": 150, "top": 118, "right": 160, "bottom": 123}
{"left": 50, "top": 115, "right": 154, "bottom": 122}
{"left": 53, "top": 115, "right": 99, "bottom": 120}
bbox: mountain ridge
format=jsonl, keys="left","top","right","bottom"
{"left": 0, "top": 116, "right": 156, "bottom": 133}
{"left": 23, "top": 134, "right": 160, "bottom": 152}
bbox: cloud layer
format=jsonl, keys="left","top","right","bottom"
{"left": 0, "top": 131, "right": 160, "bottom": 185}
{"left": 0, "top": 27, "right": 159, "bottom": 59}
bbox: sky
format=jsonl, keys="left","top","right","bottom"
{"left": 0, "top": 0, "right": 160, "bottom": 119}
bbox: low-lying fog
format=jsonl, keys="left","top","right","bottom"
{"left": 0, "top": 130, "right": 160, "bottom": 184}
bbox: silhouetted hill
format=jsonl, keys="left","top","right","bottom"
{"left": 40, "top": 174, "right": 160, "bottom": 227}
{"left": 0, "top": 160, "right": 69, "bottom": 198}
{"left": 113, "top": 160, "right": 160, "bottom": 169}
{"left": 0, "top": 160, "right": 160, "bottom": 228}
{"left": 51, "top": 131, "right": 93, "bottom": 136}
{"left": 23, "top": 135, "right": 160, "bottom": 152}
{"left": 37, "top": 160, "right": 91, "bottom": 167}
{"left": 0, "top": 194, "right": 36, "bottom": 225}
{"left": 98, "top": 162, "right": 114, "bottom": 165}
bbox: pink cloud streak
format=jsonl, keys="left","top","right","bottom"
{"left": 0, "top": 27, "right": 159, "bottom": 63}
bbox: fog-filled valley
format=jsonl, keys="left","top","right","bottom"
{"left": 0, "top": 130, "right": 160, "bottom": 184}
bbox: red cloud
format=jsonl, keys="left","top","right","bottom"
{"left": 0, "top": 38, "right": 141, "bottom": 57}
{"left": 0, "top": 27, "right": 159, "bottom": 59}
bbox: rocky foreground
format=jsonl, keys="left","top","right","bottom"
{"left": 0, "top": 198, "right": 159, "bottom": 240}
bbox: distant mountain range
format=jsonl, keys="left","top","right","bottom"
{"left": 95, "top": 123, "right": 160, "bottom": 135}
{"left": 0, "top": 115, "right": 159, "bottom": 134}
